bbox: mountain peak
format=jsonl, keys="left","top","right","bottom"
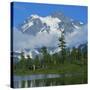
{"left": 19, "top": 11, "right": 85, "bottom": 36}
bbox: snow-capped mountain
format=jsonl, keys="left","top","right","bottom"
{"left": 20, "top": 12, "right": 84, "bottom": 35}
{"left": 13, "top": 12, "right": 87, "bottom": 60}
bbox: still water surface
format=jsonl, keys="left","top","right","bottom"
{"left": 13, "top": 73, "right": 84, "bottom": 88}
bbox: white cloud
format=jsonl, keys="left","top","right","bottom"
{"left": 13, "top": 27, "right": 61, "bottom": 51}
{"left": 66, "top": 24, "right": 87, "bottom": 48}
{"left": 13, "top": 23, "right": 87, "bottom": 51}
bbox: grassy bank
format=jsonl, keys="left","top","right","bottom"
{"left": 14, "top": 62, "right": 87, "bottom": 75}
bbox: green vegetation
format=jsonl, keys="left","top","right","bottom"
{"left": 13, "top": 31, "right": 88, "bottom": 82}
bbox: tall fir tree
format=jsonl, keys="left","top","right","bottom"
{"left": 58, "top": 31, "right": 66, "bottom": 64}
{"left": 26, "top": 55, "right": 33, "bottom": 70}
{"left": 20, "top": 52, "right": 25, "bottom": 61}
{"left": 34, "top": 55, "right": 40, "bottom": 69}
{"left": 16, "top": 52, "right": 26, "bottom": 70}
{"left": 41, "top": 47, "right": 50, "bottom": 68}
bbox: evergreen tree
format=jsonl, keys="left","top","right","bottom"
{"left": 66, "top": 48, "right": 71, "bottom": 63}
{"left": 16, "top": 52, "right": 26, "bottom": 70}
{"left": 34, "top": 55, "right": 40, "bottom": 69}
{"left": 41, "top": 47, "right": 47, "bottom": 55}
{"left": 58, "top": 31, "right": 66, "bottom": 64}
{"left": 20, "top": 52, "right": 25, "bottom": 61}
{"left": 77, "top": 48, "right": 83, "bottom": 61}
{"left": 41, "top": 47, "right": 50, "bottom": 68}
{"left": 26, "top": 55, "right": 33, "bottom": 70}
{"left": 71, "top": 47, "right": 77, "bottom": 63}
{"left": 51, "top": 53, "right": 59, "bottom": 64}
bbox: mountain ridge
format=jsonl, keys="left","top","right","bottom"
{"left": 13, "top": 11, "right": 87, "bottom": 60}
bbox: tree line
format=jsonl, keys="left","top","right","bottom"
{"left": 14, "top": 31, "right": 87, "bottom": 71}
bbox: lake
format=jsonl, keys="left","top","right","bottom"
{"left": 13, "top": 73, "right": 87, "bottom": 88}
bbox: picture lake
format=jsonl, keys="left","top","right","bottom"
{"left": 11, "top": 2, "right": 88, "bottom": 88}
{"left": 13, "top": 73, "right": 87, "bottom": 88}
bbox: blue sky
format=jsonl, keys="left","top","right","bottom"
{"left": 12, "top": 2, "right": 87, "bottom": 27}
